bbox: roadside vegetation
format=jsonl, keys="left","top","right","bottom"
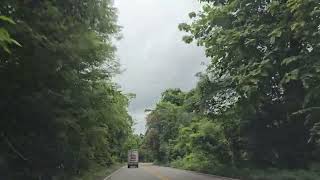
{"left": 74, "top": 163, "right": 124, "bottom": 180}
{"left": 142, "top": 0, "right": 320, "bottom": 179}
{"left": 2, "top": 0, "right": 320, "bottom": 179}
{"left": 0, "top": 1, "right": 135, "bottom": 179}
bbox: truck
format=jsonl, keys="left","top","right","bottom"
{"left": 127, "top": 149, "right": 139, "bottom": 168}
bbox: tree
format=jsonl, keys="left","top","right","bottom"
{"left": 180, "top": 0, "right": 320, "bottom": 168}
{"left": 0, "top": 1, "right": 133, "bottom": 179}
{"left": 143, "top": 1, "right": 320, "bottom": 178}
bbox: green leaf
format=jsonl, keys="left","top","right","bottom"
{"left": 189, "top": 12, "right": 197, "bottom": 18}
{"left": 10, "top": 39, "right": 22, "bottom": 47}
{"left": 178, "top": 23, "right": 191, "bottom": 32}
{"left": 291, "top": 107, "right": 320, "bottom": 116}
{"left": 0, "top": 16, "right": 15, "bottom": 24}
{"left": 244, "top": 39, "right": 256, "bottom": 46}
{"left": 182, "top": 35, "right": 194, "bottom": 44}
{"left": 270, "top": 36, "right": 276, "bottom": 44}
{"left": 315, "top": 66, "right": 320, "bottom": 73}
{"left": 281, "top": 56, "right": 300, "bottom": 66}
{"left": 281, "top": 69, "right": 300, "bottom": 84}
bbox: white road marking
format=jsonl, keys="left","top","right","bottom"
{"left": 103, "top": 166, "right": 125, "bottom": 180}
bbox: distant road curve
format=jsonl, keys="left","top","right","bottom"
{"left": 107, "top": 163, "right": 238, "bottom": 180}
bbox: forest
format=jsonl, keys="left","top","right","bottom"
{"left": 1, "top": 0, "right": 320, "bottom": 180}
{"left": 0, "top": 0, "right": 135, "bottom": 179}
{"left": 141, "top": 0, "right": 320, "bottom": 179}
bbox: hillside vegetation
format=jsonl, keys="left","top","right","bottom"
{"left": 142, "top": 0, "right": 320, "bottom": 179}
{"left": 0, "top": 1, "right": 134, "bottom": 179}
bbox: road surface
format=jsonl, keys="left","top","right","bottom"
{"left": 107, "top": 163, "right": 235, "bottom": 180}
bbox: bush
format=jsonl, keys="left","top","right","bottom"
{"left": 172, "top": 158, "right": 320, "bottom": 180}
{"left": 72, "top": 163, "right": 123, "bottom": 180}
{"left": 171, "top": 153, "right": 211, "bottom": 172}
{"left": 243, "top": 168, "right": 320, "bottom": 180}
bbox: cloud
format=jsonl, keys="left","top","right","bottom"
{"left": 114, "top": 0, "right": 207, "bottom": 134}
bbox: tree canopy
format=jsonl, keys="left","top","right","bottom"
{"left": 143, "top": 0, "right": 320, "bottom": 179}
{"left": 0, "top": 0, "right": 134, "bottom": 179}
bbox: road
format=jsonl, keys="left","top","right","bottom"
{"left": 107, "top": 163, "right": 235, "bottom": 180}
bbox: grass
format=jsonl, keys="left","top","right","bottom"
{"left": 72, "top": 163, "right": 124, "bottom": 180}
{"left": 171, "top": 158, "right": 320, "bottom": 180}
{"left": 242, "top": 168, "right": 320, "bottom": 180}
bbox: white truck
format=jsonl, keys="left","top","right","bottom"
{"left": 127, "top": 149, "right": 139, "bottom": 168}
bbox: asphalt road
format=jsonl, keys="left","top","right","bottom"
{"left": 107, "top": 163, "right": 235, "bottom": 180}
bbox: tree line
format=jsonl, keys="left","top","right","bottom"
{"left": 142, "top": 0, "right": 320, "bottom": 179}
{"left": 0, "top": 0, "right": 134, "bottom": 179}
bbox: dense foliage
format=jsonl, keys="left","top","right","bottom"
{"left": 0, "top": 0, "right": 133, "bottom": 179}
{"left": 143, "top": 0, "right": 320, "bottom": 179}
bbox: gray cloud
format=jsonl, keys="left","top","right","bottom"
{"left": 114, "top": 0, "right": 207, "bottom": 134}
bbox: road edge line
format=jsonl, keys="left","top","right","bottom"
{"left": 182, "top": 169, "right": 239, "bottom": 180}
{"left": 103, "top": 165, "right": 125, "bottom": 180}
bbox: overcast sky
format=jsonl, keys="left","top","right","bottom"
{"left": 114, "top": 0, "right": 207, "bottom": 134}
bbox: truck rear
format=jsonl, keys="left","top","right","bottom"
{"left": 127, "top": 149, "right": 139, "bottom": 168}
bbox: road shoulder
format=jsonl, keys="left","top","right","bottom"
{"left": 103, "top": 165, "right": 125, "bottom": 180}
{"left": 157, "top": 165, "right": 239, "bottom": 180}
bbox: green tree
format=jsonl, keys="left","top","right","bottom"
{"left": 144, "top": 1, "right": 320, "bottom": 179}
{"left": 0, "top": 0, "right": 133, "bottom": 179}
{"left": 180, "top": 0, "right": 320, "bottom": 168}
